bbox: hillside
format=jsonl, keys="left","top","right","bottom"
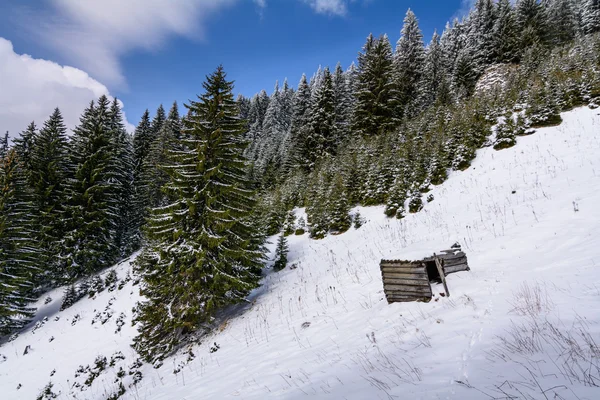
{"left": 1, "top": 105, "right": 599, "bottom": 399}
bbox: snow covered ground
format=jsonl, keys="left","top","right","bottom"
{"left": 1, "top": 106, "right": 600, "bottom": 399}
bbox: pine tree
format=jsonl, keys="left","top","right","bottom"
{"left": 452, "top": 49, "right": 478, "bottom": 99}
{"left": 332, "top": 62, "right": 352, "bottom": 142}
{"left": 63, "top": 96, "right": 119, "bottom": 280}
{"left": 29, "top": 108, "right": 71, "bottom": 284}
{"left": 353, "top": 34, "right": 399, "bottom": 136}
{"left": 546, "top": 0, "right": 578, "bottom": 45}
{"left": 582, "top": 0, "right": 600, "bottom": 34}
{"left": 0, "top": 132, "right": 8, "bottom": 158}
{"left": 327, "top": 176, "right": 351, "bottom": 234}
{"left": 107, "top": 99, "right": 136, "bottom": 255}
{"left": 13, "top": 122, "right": 37, "bottom": 184}
{"left": 419, "top": 31, "right": 450, "bottom": 107}
{"left": 467, "top": 0, "right": 497, "bottom": 69}
{"left": 493, "top": 0, "right": 520, "bottom": 63}
{"left": 384, "top": 179, "right": 407, "bottom": 218}
{"left": 133, "top": 66, "right": 265, "bottom": 362}
{"left": 0, "top": 149, "right": 38, "bottom": 335}
{"left": 395, "top": 9, "right": 426, "bottom": 114}
{"left": 287, "top": 74, "right": 312, "bottom": 171}
{"left": 273, "top": 234, "right": 289, "bottom": 271}
{"left": 309, "top": 66, "right": 336, "bottom": 161}
{"left": 516, "top": 0, "right": 548, "bottom": 49}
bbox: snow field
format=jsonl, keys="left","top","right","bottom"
{"left": 1, "top": 106, "right": 599, "bottom": 399}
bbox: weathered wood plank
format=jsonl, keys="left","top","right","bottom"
{"left": 434, "top": 255, "right": 450, "bottom": 297}
{"left": 381, "top": 272, "right": 429, "bottom": 280}
{"left": 383, "top": 285, "right": 432, "bottom": 294}
{"left": 386, "top": 296, "right": 431, "bottom": 303}
{"left": 382, "top": 278, "right": 430, "bottom": 286}
{"left": 443, "top": 258, "right": 468, "bottom": 267}
{"left": 444, "top": 264, "right": 469, "bottom": 271}
{"left": 379, "top": 263, "right": 422, "bottom": 269}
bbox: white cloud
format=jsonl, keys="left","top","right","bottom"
{"left": 0, "top": 37, "right": 134, "bottom": 140}
{"left": 253, "top": 0, "right": 267, "bottom": 8}
{"left": 303, "top": 0, "right": 349, "bottom": 16}
{"left": 29, "top": 0, "right": 239, "bottom": 87}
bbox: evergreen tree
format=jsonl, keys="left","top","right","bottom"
{"left": 327, "top": 176, "right": 351, "bottom": 234}
{"left": 107, "top": 99, "right": 136, "bottom": 255}
{"left": 353, "top": 34, "right": 399, "bottom": 136}
{"left": 493, "top": 0, "right": 520, "bottom": 63}
{"left": 13, "top": 122, "right": 37, "bottom": 183}
{"left": 546, "top": 0, "right": 578, "bottom": 45}
{"left": 0, "top": 132, "right": 8, "bottom": 158}
{"left": 308, "top": 66, "right": 336, "bottom": 164}
{"left": 63, "top": 96, "right": 119, "bottom": 280}
{"left": 384, "top": 179, "right": 407, "bottom": 218}
{"left": 0, "top": 149, "right": 38, "bottom": 335}
{"left": 30, "top": 108, "right": 71, "bottom": 283}
{"left": 287, "top": 74, "right": 312, "bottom": 170}
{"left": 516, "top": 0, "right": 548, "bottom": 49}
{"left": 395, "top": 9, "right": 426, "bottom": 114}
{"left": 272, "top": 234, "right": 289, "bottom": 271}
{"left": 332, "top": 62, "right": 352, "bottom": 143}
{"left": 419, "top": 31, "right": 450, "bottom": 107}
{"left": 582, "top": 0, "right": 600, "bottom": 34}
{"left": 134, "top": 66, "right": 265, "bottom": 362}
{"left": 467, "top": 0, "right": 497, "bottom": 69}
{"left": 452, "top": 49, "right": 478, "bottom": 99}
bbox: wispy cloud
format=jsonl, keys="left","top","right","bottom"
{"left": 25, "top": 0, "right": 239, "bottom": 88}
{"left": 303, "top": 0, "right": 349, "bottom": 16}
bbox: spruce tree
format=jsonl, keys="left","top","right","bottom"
{"left": 582, "top": 0, "right": 600, "bottom": 34}
{"left": 0, "top": 149, "right": 38, "bottom": 335}
{"left": 13, "top": 122, "right": 38, "bottom": 184}
{"left": 309, "top": 66, "right": 337, "bottom": 162}
{"left": 546, "top": 0, "right": 578, "bottom": 45}
{"left": 63, "top": 96, "right": 119, "bottom": 280}
{"left": 493, "top": 0, "right": 520, "bottom": 63}
{"left": 273, "top": 234, "right": 289, "bottom": 271}
{"left": 419, "top": 31, "right": 450, "bottom": 107}
{"left": 395, "top": 9, "right": 426, "bottom": 114}
{"left": 30, "top": 108, "right": 71, "bottom": 283}
{"left": 133, "top": 66, "right": 265, "bottom": 362}
{"left": 287, "top": 74, "right": 312, "bottom": 171}
{"left": 332, "top": 62, "right": 352, "bottom": 142}
{"left": 467, "top": 0, "right": 497, "bottom": 69}
{"left": 353, "top": 34, "right": 399, "bottom": 136}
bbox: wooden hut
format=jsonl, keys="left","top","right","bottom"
{"left": 380, "top": 246, "right": 469, "bottom": 304}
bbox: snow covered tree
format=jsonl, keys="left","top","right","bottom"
{"left": 309, "top": 67, "right": 337, "bottom": 159}
{"left": 272, "top": 234, "right": 289, "bottom": 271}
{"left": 327, "top": 176, "right": 351, "bottom": 234}
{"left": 452, "top": 49, "right": 478, "bottom": 99}
{"left": 0, "top": 149, "right": 38, "bottom": 335}
{"left": 30, "top": 108, "right": 72, "bottom": 283}
{"left": 582, "top": 0, "right": 600, "bottom": 34}
{"left": 384, "top": 179, "right": 407, "bottom": 218}
{"left": 548, "top": 0, "right": 579, "bottom": 45}
{"left": 12, "top": 122, "right": 37, "bottom": 184}
{"left": 516, "top": 0, "right": 548, "bottom": 49}
{"left": 408, "top": 187, "right": 424, "bottom": 213}
{"left": 353, "top": 34, "right": 399, "bottom": 136}
{"left": 107, "top": 99, "right": 136, "bottom": 255}
{"left": 133, "top": 66, "right": 265, "bottom": 362}
{"left": 395, "top": 9, "right": 426, "bottom": 114}
{"left": 333, "top": 62, "right": 352, "bottom": 143}
{"left": 493, "top": 0, "right": 520, "bottom": 63}
{"left": 63, "top": 96, "right": 119, "bottom": 280}
{"left": 287, "top": 74, "right": 312, "bottom": 170}
{"left": 467, "top": 0, "right": 497, "bottom": 69}
{"left": 419, "top": 31, "right": 450, "bottom": 107}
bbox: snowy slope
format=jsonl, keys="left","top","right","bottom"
{"left": 1, "top": 106, "right": 600, "bottom": 399}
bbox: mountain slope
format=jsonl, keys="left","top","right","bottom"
{"left": 1, "top": 106, "right": 599, "bottom": 399}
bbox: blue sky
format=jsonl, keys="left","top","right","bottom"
{"left": 0, "top": 0, "right": 470, "bottom": 134}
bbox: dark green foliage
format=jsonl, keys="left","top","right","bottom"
{"left": 133, "top": 66, "right": 265, "bottom": 363}
{"left": 0, "top": 149, "right": 38, "bottom": 335}
{"left": 295, "top": 217, "right": 306, "bottom": 235}
{"left": 282, "top": 211, "right": 296, "bottom": 236}
{"left": 353, "top": 34, "right": 399, "bottom": 136}
{"left": 60, "top": 285, "right": 78, "bottom": 311}
{"left": 273, "top": 234, "right": 289, "bottom": 271}
{"left": 63, "top": 97, "right": 120, "bottom": 279}
{"left": 353, "top": 211, "right": 365, "bottom": 229}
{"left": 408, "top": 188, "right": 424, "bottom": 214}
{"left": 29, "top": 108, "right": 71, "bottom": 284}
{"left": 385, "top": 180, "right": 407, "bottom": 219}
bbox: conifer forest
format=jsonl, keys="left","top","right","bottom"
{"left": 2, "top": 0, "right": 600, "bottom": 366}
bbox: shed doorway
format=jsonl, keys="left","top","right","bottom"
{"left": 424, "top": 261, "right": 442, "bottom": 283}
